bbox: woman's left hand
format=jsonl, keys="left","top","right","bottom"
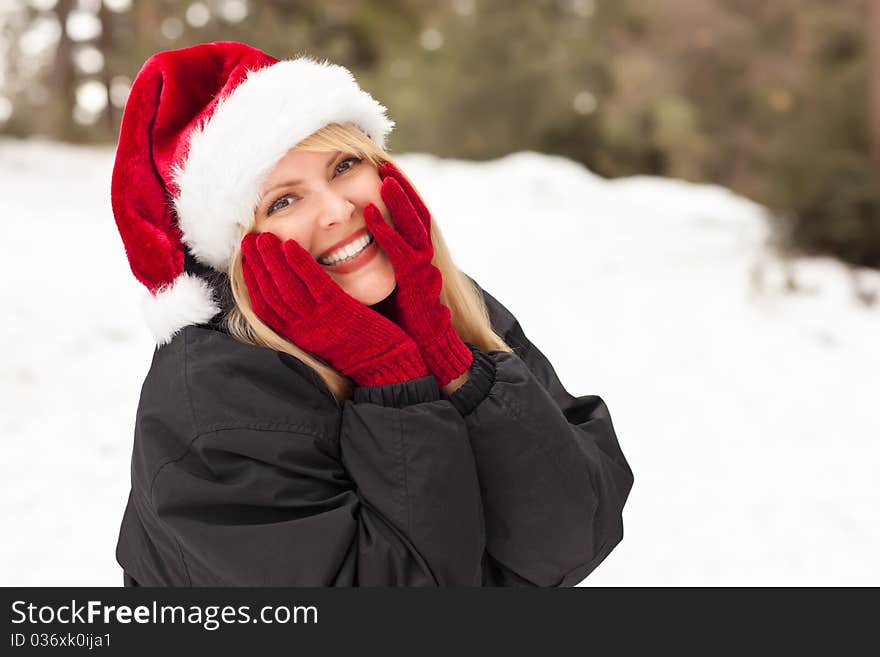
{"left": 363, "top": 162, "right": 474, "bottom": 387}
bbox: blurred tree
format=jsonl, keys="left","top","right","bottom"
{"left": 766, "top": 1, "right": 880, "bottom": 266}
{"left": 369, "top": 0, "right": 610, "bottom": 160}
{"left": 871, "top": 0, "right": 880, "bottom": 167}
{"left": 44, "top": 0, "right": 76, "bottom": 139}
{"left": 97, "top": 0, "right": 117, "bottom": 133}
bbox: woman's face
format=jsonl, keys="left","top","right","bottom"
{"left": 252, "top": 148, "right": 397, "bottom": 305}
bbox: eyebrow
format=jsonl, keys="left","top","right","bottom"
{"left": 258, "top": 151, "right": 342, "bottom": 206}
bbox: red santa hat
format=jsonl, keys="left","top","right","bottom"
{"left": 110, "top": 41, "right": 395, "bottom": 345}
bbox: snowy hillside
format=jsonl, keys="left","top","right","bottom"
{"left": 1, "top": 136, "right": 878, "bottom": 585}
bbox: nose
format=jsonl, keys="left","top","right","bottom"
{"left": 315, "top": 188, "right": 356, "bottom": 228}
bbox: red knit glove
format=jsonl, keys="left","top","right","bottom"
{"left": 363, "top": 162, "right": 474, "bottom": 387}
{"left": 240, "top": 232, "right": 429, "bottom": 387}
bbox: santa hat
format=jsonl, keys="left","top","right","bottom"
{"left": 110, "top": 41, "right": 395, "bottom": 345}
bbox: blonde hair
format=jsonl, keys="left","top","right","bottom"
{"left": 224, "top": 122, "right": 512, "bottom": 405}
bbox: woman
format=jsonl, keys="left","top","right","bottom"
{"left": 111, "top": 41, "right": 634, "bottom": 586}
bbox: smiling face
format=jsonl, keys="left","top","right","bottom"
{"left": 252, "top": 148, "right": 397, "bottom": 305}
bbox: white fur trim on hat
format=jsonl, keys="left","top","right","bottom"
{"left": 142, "top": 273, "right": 222, "bottom": 346}
{"left": 170, "top": 56, "right": 395, "bottom": 272}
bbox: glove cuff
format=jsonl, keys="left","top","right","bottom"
{"left": 345, "top": 339, "right": 430, "bottom": 387}
{"left": 418, "top": 322, "right": 475, "bottom": 388}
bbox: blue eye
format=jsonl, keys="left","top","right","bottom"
{"left": 267, "top": 194, "right": 296, "bottom": 215}
{"left": 335, "top": 156, "right": 362, "bottom": 175}
{"left": 266, "top": 156, "right": 362, "bottom": 216}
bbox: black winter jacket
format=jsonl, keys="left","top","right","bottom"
{"left": 115, "top": 277, "right": 634, "bottom": 586}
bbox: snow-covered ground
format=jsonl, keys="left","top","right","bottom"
{"left": 1, "top": 136, "right": 878, "bottom": 586}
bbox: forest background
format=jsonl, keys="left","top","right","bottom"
{"left": 1, "top": 0, "right": 878, "bottom": 269}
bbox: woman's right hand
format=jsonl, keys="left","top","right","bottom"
{"left": 241, "top": 232, "right": 429, "bottom": 387}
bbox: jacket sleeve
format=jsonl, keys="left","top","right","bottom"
{"left": 149, "top": 374, "right": 485, "bottom": 586}
{"left": 447, "top": 299, "right": 635, "bottom": 586}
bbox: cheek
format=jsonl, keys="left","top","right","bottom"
{"left": 360, "top": 190, "right": 390, "bottom": 221}
{"left": 352, "top": 172, "right": 388, "bottom": 215}
{"left": 256, "top": 219, "right": 312, "bottom": 249}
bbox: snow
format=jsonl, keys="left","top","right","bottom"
{"left": 1, "top": 136, "right": 878, "bottom": 586}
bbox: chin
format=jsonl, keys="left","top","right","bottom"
{"left": 334, "top": 257, "right": 397, "bottom": 305}
{"left": 356, "top": 277, "right": 396, "bottom": 305}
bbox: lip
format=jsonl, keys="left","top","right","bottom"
{"left": 316, "top": 227, "right": 371, "bottom": 261}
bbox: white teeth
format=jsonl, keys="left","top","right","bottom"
{"left": 319, "top": 234, "right": 373, "bottom": 265}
